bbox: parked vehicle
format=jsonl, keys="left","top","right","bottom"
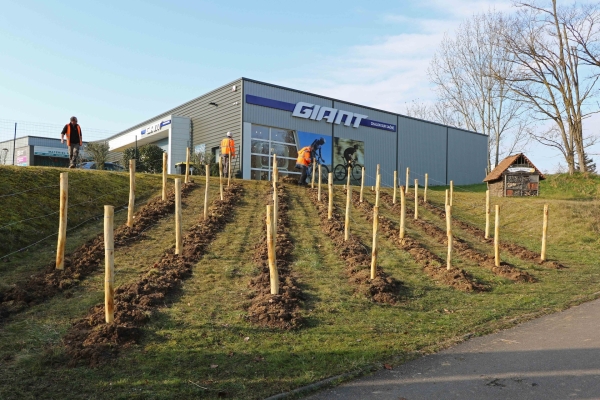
{"left": 80, "top": 162, "right": 125, "bottom": 171}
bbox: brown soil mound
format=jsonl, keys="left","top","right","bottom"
{"left": 247, "top": 186, "right": 304, "bottom": 329}
{"left": 63, "top": 184, "right": 243, "bottom": 367}
{"left": 353, "top": 192, "right": 487, "bottom": 292}
{"left": 402, "top": 192, "right": 565, "bottom": 269}
{"left": 0, "top": 183, "right": 197, "bottom": 324}
{"left": 378, "top": 193, "right": 535, "bottom": 283}
{"left": 281, "top": 176, "right": 298, "bottom": 184}
{"left": 306, "top": 189, "right": 403, "bottom": 304}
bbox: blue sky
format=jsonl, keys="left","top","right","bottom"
{"left": 0, "top": 0, "right": 597, "bottom": 172}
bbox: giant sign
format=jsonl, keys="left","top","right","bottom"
{"left": 246, "top": 95, "right": 396, "bottom": 132}
{"left": 141, "top": 119, "right": 171, "bottom": 135}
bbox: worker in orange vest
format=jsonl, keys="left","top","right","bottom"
{"left": 220, "top": 132, "right": 236, "bottom": 177}
{"left": 295, "top": 145, "right": 312, "bottom": 185}
{"left": 60, "top": 116, "right": 83, "bottom": 168}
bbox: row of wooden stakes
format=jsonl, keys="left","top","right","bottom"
{"left": 53, "top": 149, "right": 231, "bottom": 324}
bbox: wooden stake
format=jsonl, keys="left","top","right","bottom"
{"left": 445, "top": 189, "right": 449, "bottom": 207}
{"left": 185, "top": 147, "right": 190, "bottom": 184}
{"left": 273, "top": 164, "right": 278, "bottom": 247}
{"left": 424, "top": 173, "right": 428, "bottom": 203}
{"left": 204, "top": 164, "right": 209, "bottom": 220}
{"left": 272, "top": 154, "right": 277, "bottom": 183}
{"left": 399, "top": 186, "right": 406, "bottom": 239}
{"left": 227, "top": 154, "right": 232, "bottom": 187}
{"left": 266, "top": 205, "right": 279, "bottom": 294}
{"left": 104, "top": 205, "right": 114, "bottom": 323}
{"left": 359, "top": 167, "right": 365, "bottom": 202}
{"left": 494, "top": 204, "right": 500, "bottom": 267}
{"left": 55, "top": 172, "right": 68, "bottom": 270}
{"left": 376, "top": 164, "right": 380, "bottom": 177}
{"left": 446, "top": 205, "right": 452, "bottom": 270}
{"left": 175, "top": 178, "right": 182, "bottom": 255}
{"left": 328, "top": 173, "right": 333, "bottom": 220}
{"left": 375, "top": 173, "right": 381, "bottom": 207}
{"left": 541, "top": 204, "right": 549, "bottom": 261}
{"left": 393, "top": 170, "right": 397, "bottom": 204}
{"left": 414, "top": 179, "right": 418, "bottom": 220}
{"left": 405, "top": 167, "right": 410, "bottom": 194}
{"left": 450, "top": 180, "right": 454, "bottom": 206}
{"left": 219, "top": 156, "right": 224, "bottom": 201}
{"left": 162, "top": 153, "right": 167, "bottom": 201}
{"left": 346, "top": 165, "right": 351, "bottom": 190}
{"left": 311, "top": 158, "right": 316, "bottom": 188}
{"left": 344, "top": 184, "right": 351, "bottom": 241}
{"left": 127, "top": 159, "right": 135, "bottom": 228}
{"left": 318, "top": 164, "right": 322, "bottom": 202}
{"left": 371, "top": 206, "right": 379, "bottom": 279}
{"left": 485, "top": 190, "right": 490, "bottom": 239}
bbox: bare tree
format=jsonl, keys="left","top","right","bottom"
{"left": 428, "top": 11, "right": 529, "bottom": 170}
{"left": 404, "top": 99, "right": 465, "bottom": 128}
{"left": 499, "top": 1, "right": 600, "bottom": 174}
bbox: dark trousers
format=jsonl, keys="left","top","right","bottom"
{"left": 297, "top": 164, "right": 308, "bottom": 184}
{"left": 68, "top": 144, "right": 80, "bottom": 168}
{"left": 222, "top": 154, "right": 230, "bottom": 177}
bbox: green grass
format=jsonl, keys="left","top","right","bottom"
{"left": 0, "top": 166, "right": 168, "bottom": 257}
{"left": 0, "top": 171, "right": 599, "bottom": 399}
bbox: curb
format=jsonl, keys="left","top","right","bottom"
{"left": 263, "top": 367, "right": 376, "bottom": 400}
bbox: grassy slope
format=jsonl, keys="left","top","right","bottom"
{"left": 0, "top": 166, "right": 167, "bottom": 257}
{"left": 0, "top": 171, "right": 599, "bottom": 399}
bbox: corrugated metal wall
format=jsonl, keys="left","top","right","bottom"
{"left": 183, "top": 81, "right": 242, "bottom": 160}
{"left": 447, "top": 128, "right": 488, "bottom": 185}
{"left": 333, "top": 101, "right": 397, "bottom": 187}
{"left": 398, "top": 116, "right": 448, "bottom": 187}
{"left": 106, "top": 79, "right": 243, "bottom": 173}
{"left": 244, "top": 81, "right": 333, "bottom": 136}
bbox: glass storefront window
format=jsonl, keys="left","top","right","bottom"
{"left": 250, "top": 124, "right": 300, "bottom": 180}
{"left": 251, "top": 125, "right": 269, "bottom": 140}
{"left": 271, "top": 128, "right": 295, "bottom": 144}
{"left": 251, "top": 140, "right": 270, "bottom": 155}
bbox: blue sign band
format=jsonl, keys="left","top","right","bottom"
{"left": 246, "top": 95, "right": 295, "bottom": 112}
{"left": 246, "top": 94, "right": 396, "bottom": 132}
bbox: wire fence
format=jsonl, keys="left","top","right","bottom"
{"left": 0, "top": 173, "right": 163, "bottom": 259}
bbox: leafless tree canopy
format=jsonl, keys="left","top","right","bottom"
{"left": 497, "top": 1, "right": 600, "bottom": 173}
{"left": 427, "top": 11, "right": 530, "bottom": 170}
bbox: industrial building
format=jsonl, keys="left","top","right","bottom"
{"left": 106, "top": 78, "right": 488, "bottom": 186}
{"left": 0, "top": 136, "right": 87, "bottom": 167}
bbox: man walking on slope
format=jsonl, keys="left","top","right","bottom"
{"left": 295, "top": 145, "right": 312, "bottom": 185}
{"left": 61, "top": 116, "right": 82, "bottom": 168}
{"left": 220, "top": 131, "right": 236, "bottom": 178}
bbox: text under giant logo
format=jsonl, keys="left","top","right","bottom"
{"left": 141, "top": 119, "right": 171, "bottom": 135}
{"left": 245, "top": 95, "right": 396, "bottom": 132}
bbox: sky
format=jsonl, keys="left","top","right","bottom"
{"left": 0, "top": 0, "right": 598, "bottom": 173}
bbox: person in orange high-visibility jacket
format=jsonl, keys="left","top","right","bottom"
{"left": 60, "top": 116, "right": 83, "bottom": 168}
{"left": 220, "top": 131, "right": 236, "bottom": 177}
{"left": 295, "top": 146, "right": 312, "bottom": 185}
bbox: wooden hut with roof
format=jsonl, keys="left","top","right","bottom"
{"left": 484, "top": 153, "right": 545, "bottom": 197}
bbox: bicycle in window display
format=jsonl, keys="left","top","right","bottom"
{"left": 307, "top": 155, "right": 330, "bottom": 185}
{"left": 333, "top": 154, "right": 363, "bottom": 182}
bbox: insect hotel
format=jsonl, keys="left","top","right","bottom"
{"left": 484, "top": 153, "right": 544, "bottom": 197}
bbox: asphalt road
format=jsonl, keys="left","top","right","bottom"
{"left": 305, "top": 298, "right": 600, "bottom": 400}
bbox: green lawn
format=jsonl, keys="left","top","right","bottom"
{"left": 0, "top": 169, "right": 599, "bottom": 399}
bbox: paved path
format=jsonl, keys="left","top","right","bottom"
{"left": 306, "top": 299, "right": 600, "bottom": 399}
